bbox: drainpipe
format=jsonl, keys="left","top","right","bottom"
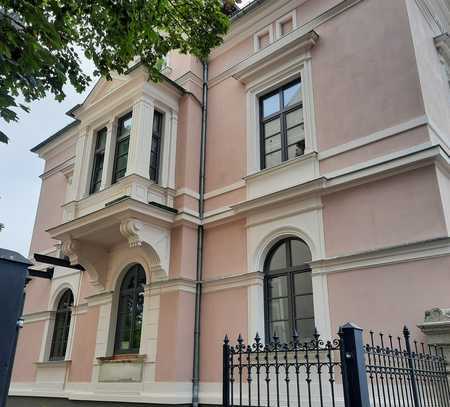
{"left": 192, "top": 60, "right": 208, "bottom": 407}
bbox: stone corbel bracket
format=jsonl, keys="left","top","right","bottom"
{"left": 120, "top": 218, "right": 171, "bottom": 281}
{"left": 62, "top": 238, "right": 107, "bottom": 291}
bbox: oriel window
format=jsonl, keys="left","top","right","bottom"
{"left": 49, "top": 290, "right": 74, "bottom": 361}
{"left": 114, "top": 264, "right": 146, "bottom": 354}
{"left": 150, "top": 111, "right": 163, "bottom": 183}
{"left": 259, "top": 79, "right": 304, "bottom": 170}
{"left": 90, "top": 127, "right": 107, "bottom": 194}
{"left": 112, "top": 112, "right": 132, "bottom": 183}
{"left": 264, "top": 238, "right": 314, "bottom": 343}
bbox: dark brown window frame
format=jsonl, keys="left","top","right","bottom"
{"left": 49, "top": 289, "right": 74, "bottom": 361}
{"left": 112, "top": 112, "right": 133, "bottom": 184}
{"left": 89, "top": 127, "right": 107, "bottom": 194}
{"left": 149, "top": 110, "right": 163, "bottom": 183}
{"left": 114, "top": 264, "right": 146, "bottom": 355}
{"left": 259, "top": 79, "right": 304, "bottom": 170}
{"left": 264, "top": 237, "right": 314, "bottom": 343}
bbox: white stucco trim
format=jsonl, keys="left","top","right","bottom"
{"left": 275, "top": 10, "right": 297, "bottom": 39}
{"left": 253, "top": 25, "right": 274, "bottom": 51}
{"left": 245, "top": 196, "right": 331, "bottom": 341}
{"left": 243, "top": 50, "right": 317, "bottom": 176}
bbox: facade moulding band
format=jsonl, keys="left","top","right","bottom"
{"left": 211, "top": 0, "right": 364, "bottom": 61}
{"left": 310, "top": 237, "right": 450, "bottom": 275}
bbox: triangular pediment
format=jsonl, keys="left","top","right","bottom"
{"left": 84, "top": 75, "right": 128, "bottom": 107}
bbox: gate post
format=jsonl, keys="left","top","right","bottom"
{"left": 223, "top": 335, "right": 230, "bottom": 407}
{"left": 403, "top": 326, "right": 420, "bottom": 407}
{"left": 339, "top": 322, "right": 371, "bottom": 407}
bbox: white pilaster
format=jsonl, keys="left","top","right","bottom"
{"left": 166, "top": 112, "right": 178, "bottom": 190}
{"left": 247, "top": 275, "right": 265, "bottom": 343}
{"left": 139, "top": 285, "right": 160, "bottom": 363}
{"left": 126, "top": 97, "right": 155, "bottom": 179}
{"left": 101, "top": 120, "right": 117, "bottom": 190}
{"left": 71, "top": 126, "right": 93, "bottom": 200}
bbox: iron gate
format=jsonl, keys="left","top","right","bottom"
{"left": 223, "top": 324, "right": 449, "bottom": 407}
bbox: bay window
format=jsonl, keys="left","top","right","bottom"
{"left": 150, "top": 111, "right": 163, "bottom": 183}
{"left": 90, "top": 127, "right": 107, "bottom": 194}
{"left": 112, "top": 112, "right": 132, "bottom": 184}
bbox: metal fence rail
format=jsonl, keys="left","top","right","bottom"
{"left": 223, "top": 332, "right": 343, "bottom": 407}
{"left": 365, "top": 327, "right": 450, "bottom": 407}
{"left": 223, "top": 324, "right": 450, "bottom": 407}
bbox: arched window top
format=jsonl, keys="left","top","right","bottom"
{"left": 57, "top": 289, "right": 74, "bottom": 311}
{"left": 50, "top": 289, "right": 74, "bottom": 361}
{"left": 264, "top": 238, "right": 314, "bottom": 343}
{"left": 115, "top": 264, "right": 146, "bottom": 354}
{"left": 265, "top": 237, "right": 311, "bottom": 274}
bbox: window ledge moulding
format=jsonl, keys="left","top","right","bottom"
{"left": 232, "top": 30, "right": 319, "bottom": 85}
{"left": 435, "top": 32, "right": 450, "bottom": 62}
{"left": 34, "top": 360, "right": 72, "bottom": 367}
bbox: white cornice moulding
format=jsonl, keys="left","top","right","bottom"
{"left": 310, "top": 237, "right": 450, "bottom": 275}
{"left": 222, "top": 30, "right": 318, "bottom": 87}
{"left": 212, "top": 0, "right": 364, "bottom": 60}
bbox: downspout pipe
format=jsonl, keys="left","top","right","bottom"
{"left": 192, "top": 60, "right": 208, "bottom": 407}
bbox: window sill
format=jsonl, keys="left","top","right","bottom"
{"left": 244, "top": 151, "right": 320, "bottom": 200}
{"left": 34, "top": 360, "right": 71, "bottom": 367}
{"left": 97, "top": 354, "right": 146, "bottom": 364}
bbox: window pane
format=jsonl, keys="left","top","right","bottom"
{"left": 265, "top": 135, "right": 281, "bottom": 154}
{"left": 296, "top": 318, "right": 315, "bottom": 340}
{"left": 286, "top": 109, "right": 303, "bottom": 129}
{"left": 269, "top": 276, "right": 288, "bottom": 298}
{"left": 294, "top": 272, "right": 313, "bottom": 295}
{"left": 287, "top": 125, "right": 305, "bottom": 145}
{"left": 117, "top": 139, "right": 129, "bottom": 155}
{"left": 265, "top": 150, "right": 282, "bottom": 169}
{"left": 116, "top": 155, "right": 128, "bottom": 172}
{"left": 262, "top": 93, "right": 280, "bottom": 118}
{"left": 291, "top": 240, "right": 312, "bottom": 266}
{"left": 295, "top": 294, "right": 314, "bottom": 319}
{"left": 271, "top": 321, "right": 290, "bottom": 343}
{"left": 264, "top": 118, "right": 280, "bottom": 138}
{"left": 270, "top": 297, "right": 289, "bottom": 321}
{"left": 287, "top": 140, "right": 305, "bottom": 160}
{"left": 120, "top": 116, "right": 132, "bottom": 139}
{"left": 283, "top": 82, "right": 302, "bottom": 107}
{"left": 96, "top": 128, "right": 107, "bottom": 150}
{"left": 269, "top": 243, "right": 287, "bottom": 271}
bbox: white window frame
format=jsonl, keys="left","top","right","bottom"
{"left": 253, "top": 25, "right": 274, "bottom": 52}
{"left": 245, "top": 53, "right": 317, "bottom": 176}
{"left": 275, "top": 10, "right": 297, "bottom": 39}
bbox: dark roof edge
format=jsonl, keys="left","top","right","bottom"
{"left": 231, "top": 0, "right": 268, "bottom": 21}
{"left": 30, "top": 120, "right": 80, "bottom": 153}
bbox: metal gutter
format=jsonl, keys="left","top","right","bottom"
{"left": 192, "top": 60, "right": 208, "bottom": 407}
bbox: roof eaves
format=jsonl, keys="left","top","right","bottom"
{"left": 230, "top": 0, "right": 268, "bottom": 21}
{"left": 30, "top": 119, "right": 80, "bottom": 153}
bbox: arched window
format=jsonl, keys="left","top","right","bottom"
{"left": 264, "top": 237, "right": 314, "bottom": 343}
{"left": 114, "top": 264, "right": 146, "bottom": 354}
{"left": 50, "top": 289, "right": 74, "bottom": 361}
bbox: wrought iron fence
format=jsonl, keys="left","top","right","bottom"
{"left": 222, "top": 331, "right": 344, "bottom": 407}
{"left": 223, "top": 324, "right": 450, "bottom": 407}
{"left": 365, "top": 327, "right": 450, "bottom": 407}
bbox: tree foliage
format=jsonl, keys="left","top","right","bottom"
{"left": 0, "top": 0, "right": 238, "bottom": 142}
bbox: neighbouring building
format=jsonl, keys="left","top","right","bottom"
{"left": 8, "top": 0, "right": 450, "bottom": 406}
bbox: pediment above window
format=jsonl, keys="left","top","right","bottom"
{"left": 233, "top": 30, "right": 319, "bottom": 85}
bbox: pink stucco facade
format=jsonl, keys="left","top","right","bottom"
{"left": 11, "top": 0, "right": 450, "bottom": 405}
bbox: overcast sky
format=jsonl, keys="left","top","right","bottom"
{"left": 0, "top": 59, "right": 97, "bottom": 257}
{"left": 0, "top": 0, "right": 253, "bottom": 258}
